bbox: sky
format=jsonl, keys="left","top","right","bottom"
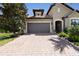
{"left": 26, "top": 3, "right": 79, "bottom": 16}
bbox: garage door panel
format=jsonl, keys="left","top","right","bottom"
{"left": 27, "top": 23, "right": 50, "bottom": 33}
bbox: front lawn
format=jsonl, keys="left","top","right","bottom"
{"left": 0, "top": 38, "right": 14, "bottom": 46}
{"left": 0, "top": 33, "right": 13, "bottom": 38}
{"left": 0, "top": 33, "right": 16, "bottom": 46}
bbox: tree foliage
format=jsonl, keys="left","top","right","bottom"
{"left": 0, "top": 3, "right": 27, "bottom": 33}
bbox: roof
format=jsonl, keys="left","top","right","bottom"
{"left": 75, "top": 10, "right": 79, "bottom": 13}
{"left": 46, "top": 3, "right": 55, "bottom": 15}
{"left": 33, "top": 9, "right": 44, "bottom": 16}
{"left": 27, "top": 9, "right": 52, "bottom": 19}
{"left": 27, "top": 16, "right": 53, "bottom": 19}
{"left": 46, "top": 3, "right": 79, "bottom": 15}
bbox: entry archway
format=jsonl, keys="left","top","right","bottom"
{"left": 55, "top": 21, "right": 62, "bottom": 33}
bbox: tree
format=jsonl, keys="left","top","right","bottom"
{"left": 1, "top": 3, "right": 27, "bottom": 34}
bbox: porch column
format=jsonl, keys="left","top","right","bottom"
{"left": 50, "top": 18, "right": 54, "bottom": 34}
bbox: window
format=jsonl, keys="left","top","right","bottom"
{"left": 58, "top": 8, "right": 60, "bottom": 13}
{"left": 35, "top": 12, "right": 41, "bottom": 16}
{"left": 37, "top": 14, "right": 40, "bottom": 16}
{"left": 71, "top": 19, "right": 79, "bottom": 25}
{"left": 36, "top": 13, "right": 40, "bottom": 16}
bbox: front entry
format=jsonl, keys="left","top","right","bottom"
{"left": 55, "top": 21, "right": 62, "bottom": 33}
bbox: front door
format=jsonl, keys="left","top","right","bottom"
{"left": 55, "top": 21, "right": 62, "bottom": 33}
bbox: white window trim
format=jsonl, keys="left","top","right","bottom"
{"left": 70, "top": 17, "right": 79, "bottom": 26}
{"left": 70, "top": 17, "right": 79, "bottom": 19}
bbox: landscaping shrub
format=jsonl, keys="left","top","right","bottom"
{"left": 0, "top": 29, "right": 6, "bottom": 33}
{"left": 65, "top": 25, "right": 79, "bottom": 42}
{"left": 69, "top": 25, "right": 79, "bottom": 35}
{"left": 58, "top": 32, "right": 69, "bottom": 38}
{"left": 61, "top": 25, "right": 79, "bottom": 46}
{"left": 64, "top": 28, "right": 70, "bottom": 34}
{"left": 73, "top": 42, "right": 79, "bottom": 46}
{"left": 69, "top": 34, "right": 79, "bottom": 42}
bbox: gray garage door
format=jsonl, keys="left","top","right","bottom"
{"left": 27, "top": 23, "right": 50, "bottom": 33}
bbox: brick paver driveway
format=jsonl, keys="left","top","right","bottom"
{"left": 0, "top": 34, "right": 79, "bottom": 56}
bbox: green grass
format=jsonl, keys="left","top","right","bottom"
{"left": 0, "top": 38, "right": 14, "bottom": 46}
{"left": 0, "top": 33, "right": 15, "bottom": 46}
{"left": 73, "top": 42, "right": 79, "bottom": 46}
{"left": 0, "top": 33, "right": 13, "bottom": 37}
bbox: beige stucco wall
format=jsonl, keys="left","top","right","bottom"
{"left": 48, "top": 4, "right": 73, "bottom": 18}
{"left": 69, "top": 12, "right": 79, "bottom": 17}
{"left": 64, "top": 18, "right": 70, "bottom": 28}
{"left": 48, "top": 3, "right": 73, "bottom": 31}
{"left": 65, "top": 12, "right": 79, "bottom": 28}
{"left": 26, "top": 19, "right": 52, "bottom": 21}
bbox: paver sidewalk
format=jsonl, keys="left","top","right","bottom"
{"left": 0, "top": 34, "right": 79, "bottom": 56}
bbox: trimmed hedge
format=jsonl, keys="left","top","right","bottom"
{"left": 69, "top": 34, "right": 79, "bottom": 42}
{"left": 58, "top": 32, "right": 69, "bottom": 38}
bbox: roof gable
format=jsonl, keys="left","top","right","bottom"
{"left": 46, "top": 3, "right": 79, "bottom": 15}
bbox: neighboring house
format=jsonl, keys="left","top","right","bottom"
{"left": 26, "top": 3, "right": 79, "bottom": 34}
